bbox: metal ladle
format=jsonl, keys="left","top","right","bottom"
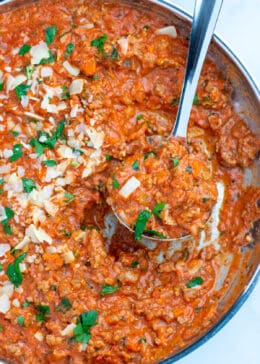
{"left": 113, "top": 0, "right": 223, "bottom": 242}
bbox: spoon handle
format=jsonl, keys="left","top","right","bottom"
{"left": 171, "top": 0, "right": 223, "bottom": 138}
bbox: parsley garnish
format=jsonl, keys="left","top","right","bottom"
{"left": 131, "top": 261, "right": 139, "bottom": 268}
{"left": 55, "top": 298, "right": 72, "bottom": 313}
{"left": 193, "top": 93, "right": 200, "bottom": 105}
{"left": 0, "top": 325, "right": 3, "bottom": 332}
{"left": 144, "top": 151, "right": 158, "bottom": 160}
{"left": 138, "top": 338, "right": 147, "bottom": 343}
{"left": 17, "top": 316, "right": 25, "bottom": 327}
{"left": 100, "top": 284, "right": 120, "bottom": 296}
{"left": 0, "top": 82, "right": 3, "bottom": 91}
{"left": 171, "top": 97, "right": 179, "bottom": 106}
{"left": 90, "top": 34, "right": 107, "bottom": 55}
{"left": 152, "top": 202, "right": 166, "bottom": 218}
{"left": 111, "top": 47, "right": 119, "bottom": 60}
{"left": 64, "top": 192, "right": 75, "bottom": 204}
{"left": 132, "top": 160, "right": 139, "bottom": 171}
{"left": 45, "top": 25, "right": 57, "bottom": 45}
{"left": 0, "top": 178, "right": 4, "bottom": 185}
{"left": 61, "top": 85, "right": 69, "bottom": 100}
{"left": 42, "top": 159, "right": 57, "bottom": 166}
{"left": 15, "top": 84, "right": 30, "bottom": 99}
{"left": 39, "top": 50, "right": 55, "bottom": 64}
{"left": 1, "top": 207, "right": 15, "bottom": 235}
{"left": 143, "top": 229, "right": 166, "bottom": 238}
{"left": 134, "top": 210, "right": 151, "bottom": 240}
{"left": 93, "top": 74, "right": 99, "bottom": 80}
{"left": 170, "top": 157, "right": 179, "bottom": 167}
{"left": 64, "top": 42, "right": 74, "bottom": 58}
{"left": 0, "top": 263, "right": 3, "bottom": 272}
{"left": 25, "top": 65, "right": 35, "bottom": 79}
{"left": 35, "top": 305, "right": 50, "bottom": 322}
{"left": 18, "top": 44, "right": 31, "bottom": 55}
{"left": 10, "top": 131, "right": 19, "bottom": 137}
{"left": 136, "top": 114, "right": 143, "bottom": 120}
{"left": 202, "top": 197, "right": 210, "bottom": 203}
{"left": 22, "top": 178, "right": 36, "bottom": 193}
{"left": 72, "top": 310, "right": 98, "bottom": 343}
{"left": 186, "top": 277, "right": 204, "bottom": 288}
{"left": 105, "top": 154, "right": 112, "bottom": 161}
{"left": 10, "top": 144, "right": 23, "bottom": 162}
{"left": 6, "top": 252, "right": 27, "bottom": 287}
{"left": 111, "top": 174, "right": 120, "bottom": 189}
{"left": 22, "top": 301, "right": 31, "bottom": 308}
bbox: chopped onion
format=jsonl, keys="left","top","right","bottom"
{"left": 117, "top": 36, "right": 129, "bottom": 55}
{"left": 63, "top": 61, "right": 80, "bottom": 76}
{"left": 155, "top": 25, "right": 177, "bottom": 38}
{"left": 85, "top": 127, "right": 104, "bottom": 149}
{"left": 24, "top": 111, "right": 45, "bottom": 121}
{"left": 0, "top": 294, "right": 10, "bottom": 314}
{"left": 6, "top": 74, "right": 27, "bottom": 92}
{"left": 30, "top": 41, "right": 49, "bottom": 65}
{"left": 61, "top": 323, "right": 76, "bottom": 336}
{"left": 41, "top": 66, "right": 53, "bottom": 78}
{"left": 119, "top": 176, "right": 141, "bottom": 198}
{"left": 69, "top": 79, "right": 84, "bottom": 95}
{"left": 0, "top": 243, "right": 11, "bottom": 257}
{"left": 80, "top": 23, "right": 94, "bottom": 29}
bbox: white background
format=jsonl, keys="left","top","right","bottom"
{"left": 167, "top": 1, "right": 260, "bottom": 364}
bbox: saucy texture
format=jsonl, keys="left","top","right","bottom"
{"left": 0, "top": 0, "right": 259, "bottom": 363}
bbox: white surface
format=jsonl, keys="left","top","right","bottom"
{"left": 168, "top": 1, "right": 260, "bottom": 364}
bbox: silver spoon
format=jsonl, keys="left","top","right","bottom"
{"left": 113, "top": 0, "right": 223, "bottom": 242}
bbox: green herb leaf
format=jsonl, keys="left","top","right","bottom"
{"left": 111, "top": 47, "right": 119, "bottom": 60}
{"left": 93, "top": 74, "right": 99, "bottom": 81}
{"left": 64, "top": 192, "right": 75, "bottom": 204}
{"left": 18, "top": 44, "right": 31, "bottom": 55}
{"left": 90, "top": 34, "right": 107, "bottom": 55}
{"left": 30, "top": 138, "right": 44, "bottom": 156}
{"left": 25, "top": 65, "right": 35, "bottom": 79}
{"left": 111, "top": 174, "right": 120, "bottom": 189}
{"left": 17, "top": 315, "right": 25, "bottom": 327}
{"left": 171, "top": 97, "right": 179, "bottom": 106}
{"left": 45, "top": 25, "right": 57, "bottom": 45}
{"left": 39, "top": 50, "right": 55, "bottom": 64}
{"left": 6, "top": 252, "right": 27, "bottom": 287}
{"left": 10, "top": 131, "right": 19, "bottom": 137}
{"left": 100, "top": 284, "right": 120, "bottom": 296}
{"left": 72, "top": 310, "right": 98, "bottom": 343}
{"left": 105, "top": 154, "right": 112, "bottom": 161}
{"left": 143, "top": 229, "right": 166, "bottom": 238}
{"left": 202, "top": 197, "right": 210, "bottom": 203}
{"left": 203, "top": 96, "right": 210, "bottom": 102}
{"left": 138, "top": 338, "right": 147, "bottom": 343}
{"left": 186, "top": 276, "right": 204, "bottom": 288}
{"left": 131, "top": 261, "right": 139, "bottom": 268}
{"left": 61, "top": 85, "right": 69, "bottom": 100}
{"left": 0, "top": 263, "right": 3, "bottom": 272}
{"left": 170, "top": 157, "right": 179, "bottom": 167}
{"left": 0, "top": 82, "right": 3, "bottom": 91}
{"left": 63, "top": 231, "right": 72, "bottom": 237}
{"left": 136, "top": 114, "right": 143, "bottom": 120}
{"left": 22, "top": 301, "right": 31, "bottom": 308}
{"left": 15, "top": 84, "right": 30, "bottom": 100}
{"left": 36, "top": 305, "right": 50, "bottom": 322}
{"left": 0, "top": 178, "right": 4, "bottom": 185}
{"left": 134, "top": 210, "right": 151, "bottom": 240}
{"left": 9, "top": 144, "right": 23, "bottom": 162}
{"left": 0, "top": 325, "right": 3, "bottom": 332}
{"left": 152, "top": 202, "right": 166, "bottom": 218}
{"left": 132, "top": 160, "right": 139, "bottom": 171}
{"left": 56, "top": 298, "right": 72, "bottom": 313}
{"left": 64, "top": 42, "right": 74, "bottom": 58}
{"left": 22, "top": 178, "right": 36, "bottom": 193}
{"left": 42, "top": 159, "right": 57, "bottom": 166}
{"left": 1, "top": 207, "right": 15, "bottom": 235}
{"left": 193, "top": 93, "right": 200, "bottom": 105}
{"left": 144, "top": 151, "right": 158, "bottom": 160}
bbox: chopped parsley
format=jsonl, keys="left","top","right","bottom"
{"left": 111, "top": 46, "right": 119, "bottom": 60}
{"left": 111, "top": 174, "right": 120, "bottom": 189}
{"left": 186, "top": 276, "right": 204, "bottom": 288}
{"left": 186, "top": 166, "right": 192, "bottom": 174}
{"left": 203, "top": 96, "right": 210, "bottom": 102}
{"left": 0, "top": 82, "right": 3, "bottom": 91}
{"left": 22, "top": 178, "right": 36, "bottom": 193}
{"left": 136, "top": 114, "right": 143, "bottom": 120}
{"left": 100, "top": 284, "right": 120, "bottom": 296}
{"left": 131, "top": 160, "right": 139, "bottom": 171}
{"left": 55, "top": 298, "right": 72, "bottom": 313}
{"left": 64, "top": 192, "right": 75, "bottom": 204}
{"left": 72, "top": 310, "right": 98, "bottom": 343}
{"left": 0, "top": 263, "right": 3, "bottom": 272}
{"left": 22, "top": 301, "right": 31, "bottom": 308}
{"left": 90, "top": 34, "right": 107, "bottom": 55}
{"left": 15, "top": 84, "right": 30, "bottom": 100}
{"left": 131, "top": 261, "right": 139, "bottom": 268}
{"left": 105, "top": 154, "right": 112, "bottom": 161}
{"left": 17, "top": 315, "right": 25, "bottom": 327}
{"left": 42, "top": 159, "right": 57, "bottom": 166}
{"left": 25, "top": 65, "right": 35, "bottom": 79}
{"left": 193, "top": 93, "right": 200, "bottom": 105}
{"left": 93, "top": 74, "right": 99, "bottom": 81}
{"left": 143, "top": 229, "right": 166, "bottom": 239}
{"left": 9, "top": 144, "right": 23, "bottom": 162}
{"left": 35, "top": 305, "right": 50, "bottom": 322}
{"left": 39, "top": 50, "right": 55, "bottom": 64}
{"left": 152, "top": 202, "right": 166, "bottom": 218}
{"left": 171, "top": 97, "right": 179, "bottom": 106}
{"left": 10, "top": 131, "right": 19, "bottom": 137}
{"left": 202, "top": 197, "right": 210, "bottom": 203}
{"left": 63, "top": 231, "right": 72, "bottom": 237}
{"left": 45, "top": 25, "right": 57, "bottom": 45}
{"left": 170, "top": 157, "right": 179, "bottom": 167}
{"left": 0, "top": 178, "right": 4, "bottom": 185}
{"left": 6, "top": 252, "right": 27, "bottom": 287}
{"left": 61, "top": 85, "right": 70, "bottom": 100}
{"left": 64, "top": 42, "right": 74, "bottom": 58}
{"left": 0, "top": 325, "right": 3, "bottom": 332}
{"left": 134, "top": 210, "right": 151, "bottom": 240}
{"left": 144, "top": 151, "right": 158, "bottom": 160}
{"left": 138, "top": 338, "right": 147, "bottom": 343}
{"left": 18, "top": 44, "right": 31, "bottom": 55}
{"left": 1, "top": 207, "right": 15, "bottom": 235}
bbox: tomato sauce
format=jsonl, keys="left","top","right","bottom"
{"left": 0, "top": 0, "right": 259, "bottom": 363}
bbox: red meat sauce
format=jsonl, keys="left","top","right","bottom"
{"left": 0, "top": 0, "right": 259, "bottom": 363}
